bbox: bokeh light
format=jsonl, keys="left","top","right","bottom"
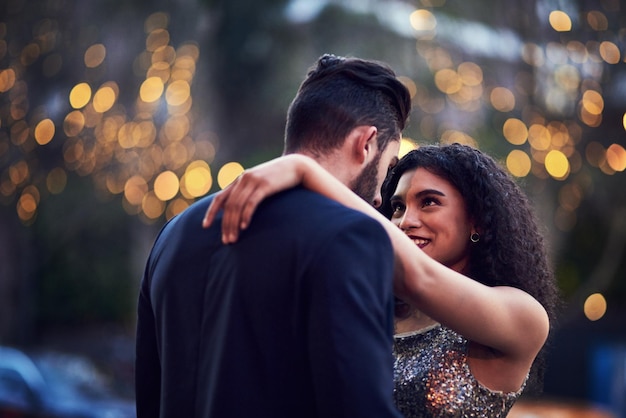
{"left": 84, "top": 43, "right": 106, "bottom": 68}
{"left": 0, "top": 68, "right": 16, "bottom": 92}
{"left": 490, "top": 87, "right": 515, "bottom": 112}
{"left": 140, "top": 77, "right": 164, "bottom": 103}
{"left": 69, "top": 82, "right": 92, "bottom": 109}
{"left": 606, "top": 144, "right": 626, "bottom": 172}
{"left": 165, "top": 80, "right": 190, "bottom": 106}
{"left": 154, "top": 170, "right": 180, "bottom": 201}
{"left": 410, "top": 9, "right": 437, "bottom": 32}
{"left": 503, "top": 118, "right": 528, "bottom": 145}
{"left": 92, "top": 86, "right": 116, "bottom": 113}
{"left": 181, "top": 160, "right": 212, "bottom": 198}
{"left": 506, "top": 150, "right": 531, "bottom": 177}
{"left": 217, "top": 162, "right": 245, "bottom": 189}
{"left": 583, "top": 293, "right": 607, "bottom": 321}
{"left": 549, "top": 10, "right": 572, "bottom": 32}
{"left": 34, "top": 118, "right": 55, "bottom": 145}
{"left": 399, "top": 138, "right": 418, "bottom": 158}
{"left": 545, "top": 150, "right": 570, "bottom": 179}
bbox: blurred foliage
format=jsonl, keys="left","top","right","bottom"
{"left": 33, "top": 176, "right": 135, "bottom": 328}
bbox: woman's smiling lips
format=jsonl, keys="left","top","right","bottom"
{"left": 406, "top": 235, "right": 430, "bottom": 248}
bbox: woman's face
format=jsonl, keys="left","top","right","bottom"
{"left": 389, "top": 167, "right": 474, "bottom": 273}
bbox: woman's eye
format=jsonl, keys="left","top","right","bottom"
{"left": 391, "top": 202, "right": 405, "bottom": 214}
{"left": 422, "top": 197, "right": 439, "bottom": 207}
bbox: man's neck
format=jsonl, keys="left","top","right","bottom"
{"left": 294, "top": 149, "right": 354, "bottom": 187}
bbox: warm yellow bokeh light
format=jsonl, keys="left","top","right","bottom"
{"left": 623, "top": 113, "right": 626, "bottom": 130}
{"left": 606, "top": 144, "right": 626, "bottom": 172}
{"left": 399, "top": 138, "right": 418, "bottom": 159}
{"left": 599, "top": 41, "right": 620, "bottom": 64}
{"left": 182, "top": 161, "right": 212, "bottom": 198}
{"left": 146, "top": 28, "right": 170, "bottom": 52}
{"left": 69, "top": 82, "right": 92, "bottom": 109}
{"left": 92, "top": 86, "right": 116, "bottom": 113}
{"left": 63, "top": 111, "right": 85, "bottom": 137}
{"left": 0, "top": 68, "right": 16, "bottom": 92}
{"left": 217, "top": 162, "right": 245, "bottom": 189}
{"left": 581, "top": 90, "right": 604, "bottom": 115}
{"left": 84, "top": 43, "right": 106, "bottom": 68}
{"left": 584, "top": 293, "right": 607, "bottom": 321}
{"left": 34, "top": 119, "right": 55, "bottom": 145}
{"left": 142, "top": 191, "right": 165, "bottom": 219}
{"left": 124, "top": 175, "right": 148, "bottom": 206}
{"left": 166, "top": 198, "right": 190, "bottom": 220}
{"left": 490, "top": 87, "right": 515, "bottom": 112}
{"left": 165, "top": 80, "right": 190, "bottom": 106}
{"left": 528, "top": 124, "right": 551, "bottom": 151}
{"left": 154, "top": 170, "right": 180, "bottom": 201}
{"left": 457, "top": 62, "right": 483, "bottom": 86}
{"left": 503, "top": 118, "right": 528, "bottom": 145}
{"left": 549, "top": 10, "right": 572, "bottom": 32}
{"left": 506, "top": 150, "right": 531, "bottom": 177}
{"left": 434, "top": 68, "right": 462, "bottom": 94}
{"left": 140, "top": 77, "right": 164, "bottom": 103}
{"left": 545, "top": 150, "right": 570, "bottom": 179}
{"left": 410, "top": 9, "right": 437, "bottom": 31}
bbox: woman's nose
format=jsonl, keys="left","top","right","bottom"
{"left": 398, "top": 210, "right": 421, "bottom": 231}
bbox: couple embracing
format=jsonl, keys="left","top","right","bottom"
{"left": 135, "top": 54, "right": 558, "bottom": 418}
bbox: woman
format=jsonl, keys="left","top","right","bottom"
{"left": 203, "top": 143, "right": 559, "bottom": 417}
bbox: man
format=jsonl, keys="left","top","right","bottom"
{"left": 135, "top": 54, "right": 411, "bottom": 417}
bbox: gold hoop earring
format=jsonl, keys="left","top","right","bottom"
{"left": 470, "top": 232, "right": 480, "bottom": 243}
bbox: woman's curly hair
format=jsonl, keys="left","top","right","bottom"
{"left": 380, "top": 142, "right": 560, "bottom": 392}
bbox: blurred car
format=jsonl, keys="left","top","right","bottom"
{"left": 0, "top": 345, "right": 135, "bottom": 418}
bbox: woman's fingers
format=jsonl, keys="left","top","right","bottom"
{"left": 202, "top": 155, "right": 306, "bottom": 243}
{"left": 220, "top": 176, "right": 256, "bottom": 243}
{"left": 202, "top": 187, "right": 230, "bottom": 228}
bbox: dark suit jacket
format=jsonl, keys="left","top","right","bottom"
{"left": 135, "top": 187, "right": 402, "bottom": 418}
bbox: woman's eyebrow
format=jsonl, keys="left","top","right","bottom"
{"left": 414, "top": 189, "right": 445, "bottom": 198}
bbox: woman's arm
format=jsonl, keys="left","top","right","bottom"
{"left": 202, "top": 154, "right": 549, "bottom": 362}
{"left": 203, "top": 154, "right": 314, "bottom": 243}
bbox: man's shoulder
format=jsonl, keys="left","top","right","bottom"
{"left": 267, "top": 187, "right": 377, "bottom": 224}
{"left": 264, "top": 188, "right": 390, "bottom": 247}
{"left": 152, "top": 193, "right": 217, "bottom": 244}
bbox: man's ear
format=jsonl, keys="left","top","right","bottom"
{"left": 348, "top": 125, "right": 378, "bottom": 165}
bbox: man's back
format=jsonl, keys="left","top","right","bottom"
{"left": 136, "top": 187, "right": 401, "bottom": 417}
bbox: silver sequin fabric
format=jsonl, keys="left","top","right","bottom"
{"left": 393, "top": 325, "right": 525, "bottom": 418}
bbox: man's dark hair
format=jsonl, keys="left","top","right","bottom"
{"left": 284, "top": 54, "right": 411, "bottom": 156}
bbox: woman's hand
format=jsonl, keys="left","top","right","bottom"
{"left": 202, "top": 154, "right": 314, "bottom": 243}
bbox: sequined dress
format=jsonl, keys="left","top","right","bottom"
{"left": 393, "top": 324, "right": 525, "bottom": 418}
